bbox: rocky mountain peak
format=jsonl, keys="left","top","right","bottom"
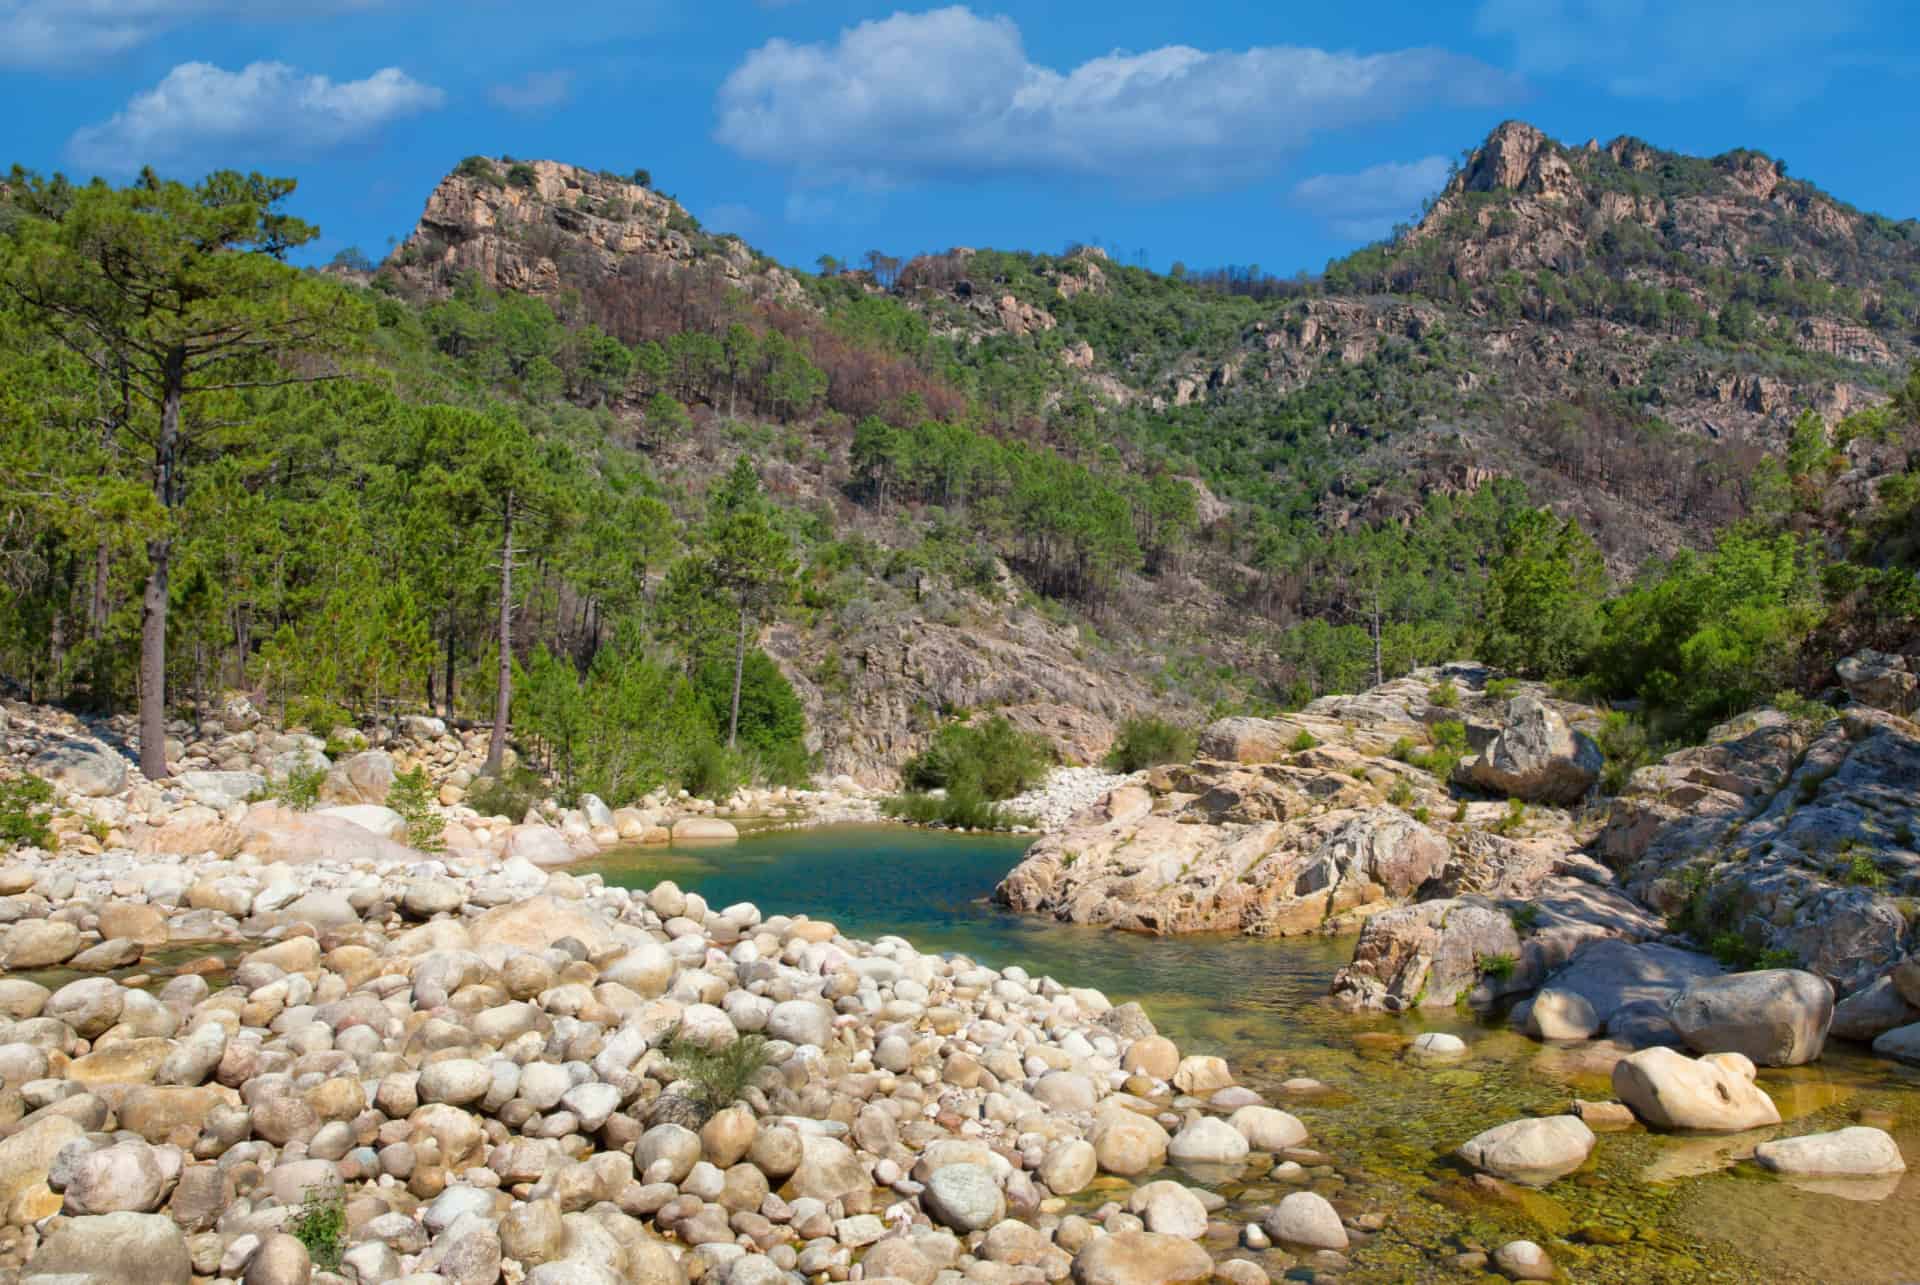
{"left": 1456, "top": 119, "right": 1579, "bottom": 201}
{"left": 383, "top": 156, "right": 802, "bottom": 303}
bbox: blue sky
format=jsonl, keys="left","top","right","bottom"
{"left": 4, "top": 1, "right": 1916, "bottom": 275}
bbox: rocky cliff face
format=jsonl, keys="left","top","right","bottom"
{"left": 384, "top": 158, "right": 803, "bottom": 303}
{"left": 765, "top": 593, "right": 1175, "bottom": 788}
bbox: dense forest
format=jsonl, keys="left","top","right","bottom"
{"left": 2, "top": 137, "right": 1918, "bottom": 804}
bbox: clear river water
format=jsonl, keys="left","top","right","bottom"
{"left": 584, "top": 824, "right": 1920, "bottom": 1283}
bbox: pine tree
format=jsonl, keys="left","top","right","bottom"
{"left": 1, "top": 170, "right": 368, "bottom": 776}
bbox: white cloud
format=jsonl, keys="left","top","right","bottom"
{"left": 0, "top": 1, "right": 397, "bottom": 69}
{"left": 1290, "top": 155, "right": 1450, "bottom": 241}
{"left": 67, "top": 60, "right": 446, "bottom": 173}
{"left": 714, "top": 6, "right": 1521, "bottom": 190}
{"left": 1475, "top": 0, "right": 1874, "bottom": 106}
{"left": 487, "top": 69, "right": 575, "bottom": 114}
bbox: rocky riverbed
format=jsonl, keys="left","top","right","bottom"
{"left": 0, "top": 837, "right": 1393, "bottom": 1285}
{"left": 2, "top": 659, "right": 1919, "bottom": 1283}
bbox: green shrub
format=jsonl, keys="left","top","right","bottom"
{"left": 1509, "top": 903, "right": 1542, "bottom": 932}
{"left": 1429, "top": 720, "right": 1468, "bottom": 753}
{"left": 1105, "top": 716, "right": 1196, "bottom": 772}
{"left": 388, "top": 768, "right": 444, "bottom": 851}
{"left": 1429, "top": 678, "right": 1460, "bottom": 708}
{"left": 468, "top": 766, "right": 545, "bottom": 820}
{"left": 272, "top": 766, "right": 327, "bottom": 812}
{"left": 506, "top": 163, "right": 538, "bottom": 190}
{"left": 659, "top": 1022, "right": 775, "bottom": 1115}
{"left": 455, "top": 155, "right": 503, "bottom": 187}
{"left": 0, "top": 776, "right": 55, "bottom": 850}
{"left": 882, "top": 784, "right": 1031, "bottom": 831}
{"left": 1402, "top": 719, "right": 1467, "bottom": 780}
{"left": 1480, "top": 952, "right": 1517, "bottom": 981}
{"left": 1410, "top": 805, "right": 1430, "bottom": 823}
{"left": 286, "top": 696, "right": 351, "bottom": 734}
{"left": 287, "top": 1184, "right": 345, "bottom": 1270}
{"left": 1485, "top": 677, "right": 1520, "bottom": 701}
{"left": 1289, "top": 729, "right": 1320, "bottom": 752}
{"left": 1844, "top": 849, "right": 1886, "bottom": 887}
{"left": 1596, "top": 711, "right": 1654, "bottom": 794}
{"left": 693, "top": 649, "right": 806, "bottom": 764}
{"left": 1773, "top": 689, "right": 1837, "bottom": 729}
{"left": 682, "top": 742, "right": 744, "bottom": 802}
{"left": 1451, "top": 799, "right": 1469, "bottom": 822}
{"left": 902, "top": 716, "right": 1049, "bottom": 801}
{"left": 1387, "top": 777, "right": 1414, "bottom": 807}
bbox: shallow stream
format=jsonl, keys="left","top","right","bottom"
{"left": 585, "top": 825, "right": 1920, "bottom": 1283}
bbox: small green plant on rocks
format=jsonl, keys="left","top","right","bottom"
{"left": 0, "top": 776, "right": 55, "bottom": 850}
{"left": 1842, "top": 846, "right": 1886, "bottom": 887}
{"left": 1387, "top": 777, "right": 1414, "bottom": 808}
{"left": 1480, "top": 952, "right": 1517, "bottom": 981}
{"left": 1289, "top": 729, "right": 1320, "bottom": 752}
{"left": 1429, "top": 679, "right": 1460, "bottom": 709}
{"left": 659, "top": 1023, "right": 776, "bottom": 1118}
{"left": 271, "top": 766, "right": 327, "bottom": 812}
{"left": 288, "top": 1184, "right": 345, "bottom": 1270}
{"left": 1485, "top": 677, "right": 1519, "bottom": 701}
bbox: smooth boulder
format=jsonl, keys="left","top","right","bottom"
{"left": 1611, "top": 1047, "right": 1781, "bottom": 1132}
{"left": 1262, "top": 1190, "right": 1347, "bottom": 1251}
{"left": 1754, "top": 1127, "right": 1906, "bottom": 1178}
{"left": 1069, "top": 1230, "right": 1214, "bottom": 1285}
{"left": 1456, "top": 1116, "right": 1595, "bottom": 1186}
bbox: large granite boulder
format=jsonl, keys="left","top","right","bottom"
{"left": 30, "top": 737, "right": 129, "bottom": 797}
{"left": 319, "top": 750, "right": 395, "bottom": 805}
{"left": 1196, "top": 717, "right": 1309, "bottom": 765}
{"left": 1330, "top": 898, "right": 1520, "bottom": 1011}
{"left": 1668, "top": 969, "right": 1833, "bottom": 1066}
{"left": 1831, "top": 975, "right": 1920, "bottom": 1043}
{"left": 1534, "top": 939, "right": 1723, "bottom": 1037}
{"left": 1455, "top": 695, "right": 1601, "bottom": 805}
{"left": 1835, "top": 649, "right": 1915, "bottom": 713}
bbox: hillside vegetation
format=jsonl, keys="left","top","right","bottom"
{"left": 2, "top": 123, "right": 1917, "bottom": 793}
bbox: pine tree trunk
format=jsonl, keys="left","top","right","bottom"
{"left": 485, "top": 492, "right": 515, "bottom": 776}
{"left": 442, "top": 610, "right": 457, "bottom": 720}
{"left": 90, "top": 539, "right": 109, "bottom": 641}
{"left": 728, "top": 609, "right": 748, "bottom": 750}
{"left": 138, "top": 350, "right": 185, "bottom": 781}
{"left": 1371, "top": 590, "right": 1383, "bottom": 689}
